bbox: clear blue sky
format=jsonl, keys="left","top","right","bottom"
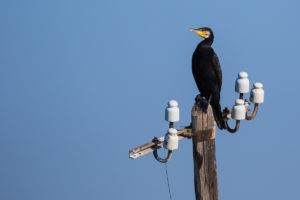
{"left": 0, "top": 0, "right": 299, "bottom": 199}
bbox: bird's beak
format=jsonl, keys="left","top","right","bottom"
{"left": 189, "top": 28, "right": 205, "bottom": 38}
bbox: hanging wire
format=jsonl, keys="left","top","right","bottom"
{"left": 164, "top": 163, "right": 172, "bottom": 200}
{"left": 162, "top": 148, "right": 172, "bottom": 200}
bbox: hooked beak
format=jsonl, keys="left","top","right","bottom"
{"left": 189, "top": 28, "right": 205, "bottom": 37}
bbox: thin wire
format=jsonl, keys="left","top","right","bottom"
{"left": 165, "top": 163, "right": 172, "bottom": 200}
{"left": 164, "top": 156, "right": 172, "bottom": 200}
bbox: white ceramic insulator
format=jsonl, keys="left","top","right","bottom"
{"left": 231, "top": 99, "right": 246, "bottom": 120}
{"left": 165, "top": 100, "right": 180, "bottom": 122}
{"left": 235, "top": 72, "right": 250, "bottom": 94}
{"left": 163, "top": 128, "right": 178, "bottom": 150}
{"left": 250, "top": 82, "right": 264, "bottom": 104}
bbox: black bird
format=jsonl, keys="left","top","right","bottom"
{"left": 190, "top": 27, "right": 226, "bottom": 129}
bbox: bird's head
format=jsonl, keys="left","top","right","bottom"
{"left": 189, "top": 27, "right": 214, "bottom": 39}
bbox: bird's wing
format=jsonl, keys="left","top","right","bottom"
{"left": 211, "top": 52, "right": 222, "bottom": 91}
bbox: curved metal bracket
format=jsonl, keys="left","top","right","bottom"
{"left": 153, "top": 149, "right": 173, "bottom": 163}
{"left": 223, "top": 107, "right": 241, "bottom": 133}
{"left": 226, "top": 120, "right": 240, "bottom": 133}
{"left": 246, "top": 103, "right": 259, "bottom": 120}
{"left": 152, "top": 137, "right": 173, "bottom": 163}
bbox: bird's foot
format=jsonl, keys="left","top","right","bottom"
{"left": 195, "top": 94, "right": 209, "bottom": 113}
{"left": 194, "top": 94, "right": 203, "bottom": 103}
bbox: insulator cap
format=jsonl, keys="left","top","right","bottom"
{"left": 163, "top": 128, "right": 178, "bottom": 150}
{"left": 232, "top": 99, "right": 246, "bottom": 120}
{"left": 168, "top": 128, "right": 178, "bottom": 135}
{"left": 250, "top": 82, "right": 264, "bottom": 103}
{"left": 165, "top": 100, "right": 180, "bottom": 122}
{"left": 235, "top": 72, "right": 250, "bottom": 94}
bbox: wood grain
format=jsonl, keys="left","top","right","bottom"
{"left": 192, "top": 104, "right": 219, "bottom": 200}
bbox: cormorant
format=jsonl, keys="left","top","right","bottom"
{"left": 190, "top": 27, "right": 226, "bottom": 129}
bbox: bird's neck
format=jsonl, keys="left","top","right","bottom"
{"left": 200, "top": 37, "right": 214, "bottom": 46}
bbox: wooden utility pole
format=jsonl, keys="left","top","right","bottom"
{"left": 129, "top": 72, "right": 265, "bottom": 200}
{"left": 192, "top": 104, "right": 218, "bottom": 200}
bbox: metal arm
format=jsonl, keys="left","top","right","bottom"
{"left": 226, "top": 120, "right": 240, "bottom": 133}
{"left": 246, "top": 103, "right": 259, "bottom": 120}
{"left": 151, "top": 136, "right": 173, "bottom": 163}
{"left": 153, "top": 149, "right": 173, "bottom": 163}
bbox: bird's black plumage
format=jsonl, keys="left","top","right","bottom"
{"left": 191, "top": 27, "right": 226, "bottom": 129}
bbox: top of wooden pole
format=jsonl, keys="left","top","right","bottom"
{"left": 192, "top": 104, "right": 216, "bottom": 140}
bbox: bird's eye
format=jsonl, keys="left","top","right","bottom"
{"left": 205, "top": 32, "right": 210, "bottom": 38}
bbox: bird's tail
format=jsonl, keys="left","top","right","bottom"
{"left": 212, "top": 103, "right": 227, "bottom": 130}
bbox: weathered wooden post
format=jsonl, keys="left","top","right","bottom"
{"left": 192, "top": 104, "right": 218, "bottom": 200}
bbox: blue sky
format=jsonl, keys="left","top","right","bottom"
{"left": 0, "top": 0, "right": 300, "bottom": 199}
